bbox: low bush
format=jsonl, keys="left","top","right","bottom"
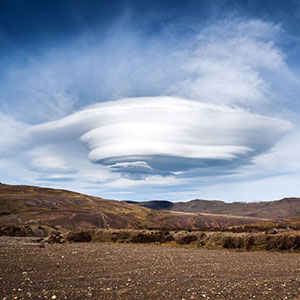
{"left": 67, "top": 230, "right": 92, "bottom": 242}
{"left": 245, "top": 236, "right": 255, "bottom": 251}
{"left": 40, "top": 228, "right": 300, "bottom": 253}
{"left": 130, "top": 231, "right": 174, "bottom": 243}
{"left": 223, "top": 236, "right": 236, "bottom": 249}
{"left": 176, "top": 234, "right": 198, "bottom": 245}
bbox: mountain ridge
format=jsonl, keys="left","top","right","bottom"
{"left": 0, "top": 183, "right": 271, "bottom": 230}
{"left": 125, "top": 197, "right": 300, "bottom": 219}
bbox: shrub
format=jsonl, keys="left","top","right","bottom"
{"left": 278, "top": 235, "right": 295, "bottom": 250}
{"left": 223, "top": 236, "right": 236, "bottom": 249}
{"left": 294, "top": 236, "right": 300, "bottom": 249}
{"left": 246, "top": 236, "right": 255, "bottom": 251}
{"left": 236, "top": 237, "right": 244, "bottom": 249}
{"left": 131, "top": 232, "right": 160, "bottom": 243}
{"left": 176, "top": 234, "right": 198, "bottom": 245}
{"left": 161, "top": 232, "right": 175, "bottom": 242}
{"left": 68, "top": 230, "right": 92, "bottom": 242}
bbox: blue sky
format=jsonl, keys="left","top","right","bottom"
{"left": 1, "top": 0, "right": 300, "bottom": 202}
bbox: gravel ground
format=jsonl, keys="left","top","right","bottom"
{"left": 1, "top": 238, "right": 300, "bottom": 300}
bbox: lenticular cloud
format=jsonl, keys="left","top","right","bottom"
{"left": 30, "top": 97, "right": 291, "bottom": 177}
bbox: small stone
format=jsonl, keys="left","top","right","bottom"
{"left": 51, "top": 296, "right": 57, "bottom": 299}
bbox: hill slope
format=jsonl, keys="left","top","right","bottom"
{"left": 0, "top": 184, "right": 267, "bottom": 230}
{"left": 126, "top": 198, "right": 300, "bottom": 219}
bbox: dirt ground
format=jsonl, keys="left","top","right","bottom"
{"left": 1, "top": 238, "right": 300, "bottom": 300}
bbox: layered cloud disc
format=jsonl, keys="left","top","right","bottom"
{"left": 30, "top": 97, "right": 291, "bottom": 177}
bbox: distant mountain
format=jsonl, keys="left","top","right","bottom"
{"left": 126, "top": 200, "right": 174, "bottom": 210}
{"left": 0, "top": 183, "right": 267, "bottom": 230}
{"left": 125, "top": 198, "right": 300, "bottom": 219}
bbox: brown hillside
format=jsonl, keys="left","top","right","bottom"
{"left": 0, "top": 184, "right": 267, "bottom": 230}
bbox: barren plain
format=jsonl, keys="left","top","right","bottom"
{"left": 1, "top": 239, "right": 300, "bottom": 300}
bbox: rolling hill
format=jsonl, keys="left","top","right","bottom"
{"left": 0, "top": 183, "right": 268, "bottom": 230}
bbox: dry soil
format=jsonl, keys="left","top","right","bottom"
{"left": 1, "top": 237, "right": 300, "bottom": 300}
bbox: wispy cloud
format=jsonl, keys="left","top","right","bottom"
{"left": 1, "top": 18, "right": 293, "bottom": 122}
{"left": 29, "top": 148, "right": 78, "bottom": 174}
{"left": 170, "top": 20, "right": 285, "bottom": 108}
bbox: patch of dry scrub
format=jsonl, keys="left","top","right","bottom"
{"left": 61, "top": 229, "right": 300, "bottom": 251}
{"left": 2, "top": 225, "right": 300, "bottom": 251}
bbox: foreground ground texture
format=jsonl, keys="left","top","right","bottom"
{"left": 1, "top": 239, "right": 300, "bottom": 300}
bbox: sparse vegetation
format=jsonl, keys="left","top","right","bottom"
{"left": 63, "top": 229, "right": 300, "bottom": 251}
{"left": 3, "top": 226, "right": 297, "bottom": 252}
{"left": 1, "top": 184, "right": 300, "bottom": 252}
{"left": 175, "top": 233, "right": 198, "bottom": 244}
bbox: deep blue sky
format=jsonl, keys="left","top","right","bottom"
{"left": 1, "top": 0, "right": 300, "bottom": 201}
{"left": 2, "top": 0, "right": 300, "bottom": 64}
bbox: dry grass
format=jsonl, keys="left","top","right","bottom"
{"left": 51, "top": 228, "right": 300, "bottom": 252}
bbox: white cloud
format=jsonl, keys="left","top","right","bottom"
{"left": 171, "top": 20, "right": 285, "bottom": 107}
{"left": 28, "top": 97, "right": 291, "bottom": 178}
{"left": 30, "top": 154, "right": 77, "bottom": 174}
{"left": 0, "top": 158, "right": 35, "bottom": 185}
{"left": 99, "top": 174, "right": 187, "bottom": 189}
{"left": 245, "top": 129, "right": 300, "bottom": 176}
{"left": 0, "top": 113, "right": 27, "bottom": 155}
